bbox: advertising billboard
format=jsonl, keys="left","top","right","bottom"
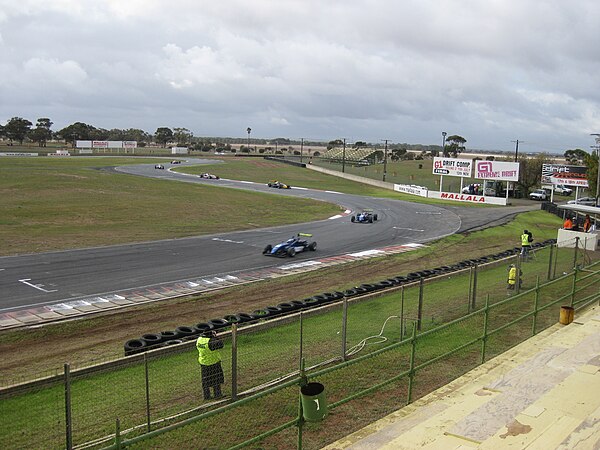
{"left": 475, "top": 160, "right": 519, "bottom": 181}
{"left": 541, "top": 164, "right": 588, "bottom": 187}
{"left": 432, "top": 157, "right": 473, "bottom": 178}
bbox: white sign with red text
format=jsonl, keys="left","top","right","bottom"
{"left": 432, "top": 157, "right": 473, "bottom": 177}
{"left": 475, "top": 160, "right": 519, "bottom": 181}
{"left": 428, "top": 191, "right": 507, "bottom": 205}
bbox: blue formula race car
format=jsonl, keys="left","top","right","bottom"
{"left": 262, "top": 233, "right": 317, "bottom": 257}
{"left": 350, "top": 209, "right": 378, "bottom": 223}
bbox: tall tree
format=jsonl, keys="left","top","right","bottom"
{"left": 4, "top": 117, "right": 33, "bottom": 144}
{"left": 173, "top": 127, "right": 193, "bottom": 146}
{"left": 444, "top": 135, "right": 466, "bottom": 157}
{"left": 57, "top": 122, "right": 97, "bottom": 146}
{"left": 564, "top": 148, "right": 587, "bottom": 165}
{"left": 327, "top": 139, "right": 343, "bottom": 150}
{"left": 29, "top": 118, "right": 53, "bottom": 147}
{"left": 517, "top": 153, "right": 553, "bottom": 194}
{"left": 155, "top": 127, "right": 173, "bottom": 146}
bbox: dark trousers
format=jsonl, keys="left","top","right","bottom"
{"left": 201, "top": 362, "right": 224, "bottom": 400}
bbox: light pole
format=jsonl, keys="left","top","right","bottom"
{"left": 511, "top": 139, "right": 521, "bottom": 162}
{"left": 382, "top": 139, "right": 389, "bottom": 182}
{"left": 342, "top": 138, "right": 346, "bottom": 173}
{"left": 246, "top": 127, "right": 251, "bottom": 152}
{"left": 441, "top": 131, "right": 447, "bottom": 156}
{"left": 300, "top": 138, "right": 304, "bottom": 163}
{"left": 591, "top": 134, "right": 600, "bottom": 206}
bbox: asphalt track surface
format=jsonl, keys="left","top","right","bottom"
{"left": 0, "top": 159, "right": 536, "bottom": 312}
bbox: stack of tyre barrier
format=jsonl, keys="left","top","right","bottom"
{"left": 124, "top": 240, "right": 556, "bottom": 356}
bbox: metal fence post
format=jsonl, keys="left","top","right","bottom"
{"left": 516, "top": 255, "right": 522, "bottom": 295}
{"left": 341, "top": 298, "right": 348, "bottom": 361}
{"left": 480, "top": 295, "right": 490, "bottom": 364}
{"left": 64, "top": 363, "right": 73, "bottom": 450}
{"left": 417, "top": 278, "right": 424, "bottom": 331}
{"left": 115, "top": 418, "right": 121, "bottom": 450}
{"left": 471, "top": 264, "right": 478, "bottom": 311}
{"left": 553, "top": 242, "right": 559, "bottom": 279}
{"left": 570, "top": 267, "right": 578, "bottom": 307}
{"left": 400, "top": 286, "right": 405, "bottom": 339}
{"left": 467, "top": 266, "right": 474, "bottom": 312}
{"left": 573, "top": 237, "right": 579, "bottom": 269}
{"left": 547, "top": 243, "right": 554, "bottom": 281}
{"left": 144, "top": 353, "right": 151, "bottom": 432}
{"left": 299, "top": 312, "right": 303, "bottom": 371}
{"left": 407, "top": 322, "right": 418, "bottom": 404}
{"left": 231, "top": 324, "right": 238, "bottom": 401}
{"left": 297, "top": 358, "right": 306, "bottom": 450}
{"left": 532, "top": 276, "right": 540, "bottom": 336}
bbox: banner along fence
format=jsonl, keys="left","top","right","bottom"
{"left": 1, "top": 241, "right": 598, "bottom": 449}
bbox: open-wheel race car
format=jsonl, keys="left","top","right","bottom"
{"left": 199, "top": 173, "right": 220, "bottom": 179}
{"left": 267, "top": 180, "right": 291, "bottom": 189}
{"left": 154, "top": 164, "right": 165, "bottom": 170}
{"left": 351, "top": 209, "right": 378, "bottom": 223}
{"left": 263, "top": 233, "right": 317, "bottom": 257}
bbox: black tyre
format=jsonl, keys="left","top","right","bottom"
{"left": 251, "top": 309, "right": 270, "bottom": 319}
{"left": 302, "top": 297, "right": 320, "bottom": 307}
{"left": 369, "top": 217, "right": 373, "bottom": 223}
{"left": 287, "top": 247, "right": 296, "bottom": 257}
{"left": 162, "top": 339, "right": 183, "bottom": 346}
{"left": 374, "top": 214, "right": 378, "bottom": 221}
{"left": 208, "top": 318, "right": 229, "bottom": 329}
{"left": 309, "top": 242, "right": 317, "bottom": 251}
{"left": 265, "top": 306, "right": 283, "bottom": 316}
{"left": 159, "top": 330, "right": 179, "bottom": 342}
{"left": 351, "top": 216, "right": 356, "bottom": 222}
{"left": 235, "top": 313, "right": 255, "bottom": 323}
{"left": 223, "top": 314, "right": 242, "bottom": 324}
{"left": 194, "top": 322, "right": 215, "bottom": 335}
{"left": 175, "top": 326, "right": 198, "bottom": 338}
{"left": 263, "top": 244, "right": 272, "bottom": 254}
{"left": 124, "top": 339, "right": 147, "bottom": 356}
{"left": 141, "top": 333, "right": 162, "bottom": 346}
{"left": 276, "top": 302, "right": 298, "bottom": 313}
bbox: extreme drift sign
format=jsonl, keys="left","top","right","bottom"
{"left": 432, "top": 157, "right": 473, "bottom": 177}
{"left": 475, "top": 160, "right": 519, "bottom": 181}
{"left": 428, "top": 191, "right": 507, "bottom": 205}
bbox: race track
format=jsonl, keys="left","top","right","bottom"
{"left": 0, "top": 158, "right": 526, "bottom": 316}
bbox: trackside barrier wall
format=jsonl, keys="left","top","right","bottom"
{"left": 1, "top": 245, "right": 599, "bottom": 449}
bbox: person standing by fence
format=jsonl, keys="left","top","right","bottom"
{"left": 520, "top": 229, "right": 532, "bottom": 259}
{"left": 196, "top": 330, "right": 224, "bottom": 400}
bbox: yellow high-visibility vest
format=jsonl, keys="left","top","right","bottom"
{"left": 521, "top": 234, "right": 530, "bottom": 247}
{"left": 196, "top": 336, "right": 221, "bottom": 366}
{"left": 508, "top": 267, "right": 517, "bottom": 285}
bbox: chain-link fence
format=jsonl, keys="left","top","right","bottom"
{"left": 1, "top": 241, "right": 599, "bottom": 450}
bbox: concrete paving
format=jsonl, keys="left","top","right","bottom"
{"left": 325, "top": 304, "right": 600, "bottom": 450}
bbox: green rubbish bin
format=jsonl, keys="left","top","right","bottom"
{"left": 300, "top": 382, "right": 328, "bottom": 422}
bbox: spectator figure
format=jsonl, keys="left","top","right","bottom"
{"left": 563, "top": 216, "right": 574, "bottom": 230}
{"left": 583, "top": 215, "right": 592, "bottom": 233}
{"left": 196, "top": 330, "right": 224, "bottom": 400}
{"left": 507, "top": 264, "right": 517, "bottom": 290}
{"left": 520, "top": 229, "right": 532, "bottom": 259}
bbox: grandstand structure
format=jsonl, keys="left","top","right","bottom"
{"left": 319, "top": 146, "right": 378, "bottom": 165}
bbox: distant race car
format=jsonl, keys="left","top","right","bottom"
{"left": 171, "top": 160, "right": 182, "bottom": 164}
{"left": 263, "top": 233, "right": 317, "bottom": 257}
{"left": 155, "top": 164, "right": 165, "bottom": 170}
{"left": 199, "top": 173, "right": 220, "bottom": 179}
{"left": 351, "top": 209, "right": 378, "bottom": 223}
{"left": 267, "top": 180, "right": 291, "bottom": 189}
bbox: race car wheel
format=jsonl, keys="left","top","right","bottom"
{"left": 351, "top": 216, "right": 356, "bottom": 222}
{"left": 369, "top": 217, "right": 373, "bottom": 223}
{"left": 309, "top": 242, "right": 317, "bottom": 251}
{"left": 263, "top": 244, "right": 272, "bottom": 254}
{"left": 374, "top": 214, "right": 378, "bottom": 221}
{"left": 287, "top": 247, "right": 296, "bottom": 257}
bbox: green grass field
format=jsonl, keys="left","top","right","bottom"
{"left": 0, "top": 157, "right": 342, "bottom": 255}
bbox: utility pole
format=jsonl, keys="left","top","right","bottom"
{"left": 441, "top": 131, "right": 447, "bottom": 156}
{"left": 511, "top": 139, "right": 521, "bottom": 162}
{"left": 300, "top": 138, "right": 304, "bottom": 163}
{"left": 342, "top": 138, "right": 346, "bottom": 173}
{"left": 591, "top": 134, "right": 600, "bottom": 206}
{"left": 382, "top": 139, "right": 389, "bottom": 182}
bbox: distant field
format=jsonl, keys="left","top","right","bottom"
{"left": 0, "top": 157, "right": 340, "bottom": 256}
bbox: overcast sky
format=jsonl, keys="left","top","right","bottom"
{"left": 1, "top": 1, "right": 600, "bottom": 153}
